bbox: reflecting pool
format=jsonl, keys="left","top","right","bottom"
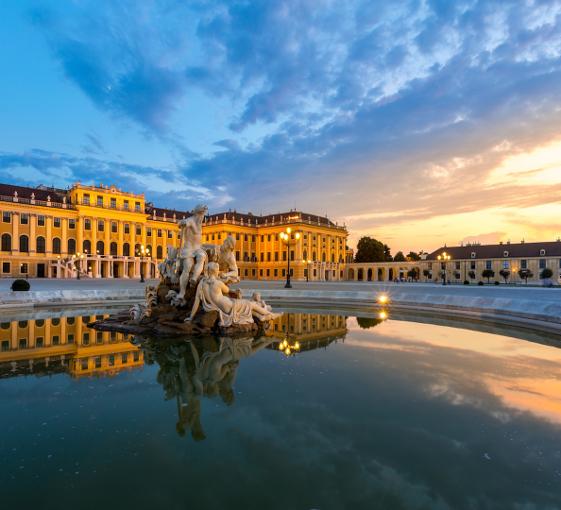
{"left": 1, "top": 310, "right": 561, "bottom": 509}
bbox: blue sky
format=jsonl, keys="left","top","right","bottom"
{"left": 2, "top": 0, "right": 561, "bottom": 251}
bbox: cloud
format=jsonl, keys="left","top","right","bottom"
{"left": 0, "top": 149, "right": 231, "bottom": 210}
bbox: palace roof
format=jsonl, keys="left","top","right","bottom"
{"left": 427, "top": 241, "right": 561, "bottom": 260}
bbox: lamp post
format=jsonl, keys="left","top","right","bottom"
{"left": 138, "top": 245, "right": 150, "bottom": 283}
{"left": 437, "top": 251, "right": 451, "bottom": 286}
{"left": 306, "top": 259, "right": 313, "bottom": 282}
{"left": 279, "top": 227, "right": 301, "bottom": 288}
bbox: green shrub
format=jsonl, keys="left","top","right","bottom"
{"left": 494, "top": 281, "right": 500, "bottom": 285}
{"left": 541, "top": 268, "right": 553, "bottom": 279}
{"left": 463, "top": 280, "right": 469, "bottom": 285}
{"left": 477, "top": 281, "right": 484, "bottom": 286}
{"left": 11, "top": 279, "right": 30, "bottom": 291}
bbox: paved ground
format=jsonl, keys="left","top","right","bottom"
{"left": 2, "top": 277, "right": 560, "bottom": 302}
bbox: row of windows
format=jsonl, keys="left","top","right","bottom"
{"left": 81, "top": 193, "right": 142, "bottom": 212}
{"left": 0, "top": 316, "right": 105, "bottom": 329}
{"left": 0, "top": 234, "right": 166, "bottom": 258}
{"left": 427, "top": 258, "right": 561, "bottom": 270}
{"left": 204, "top": 231, "right": 345, "bottom": 244}
{"left": 1, "top": 331, "right": 125, "bottom": 351}
{"left": 77, "top": 351, "right": 141, "bottom": 371}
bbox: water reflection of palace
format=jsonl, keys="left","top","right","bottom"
{"left": 269, "top": 312, "right": 348, "bottom": 354}
{"left": 0, "top": 315, "right": 142, "bottom": 378}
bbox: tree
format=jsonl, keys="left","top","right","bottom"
{"left": 499, "top": 269, "right": 510, "bottom": 284}
{"left": 383, "top": 244, "right": 392, "bottom": 261}
{"left": 518, "top": 268, "right": 533, "bottom": 284}
{"left": 406, "top": 251, "right": 421, "bottom": 261}
{"left": 468, "top": 270, "right": 476, "bottom": 280}
{"left": 394, "top": 251, "right": 406, "bottom": 262}
{"left": 356, "top": 317, "right": 383, "bottom": 329}
{"left": 482, "top": 269, "right": 495, "bottom": 283}
{"left": 355, "top": 237, "right": 388, "bottom": 263}
{"left": 407, "top": 268, "right": 419, "bottom": 281}
{"left": 422, "top": 269, "right": 430, "bottom": 282}
{"left": 540, "top": 267, "right": 553, "bottom": 283}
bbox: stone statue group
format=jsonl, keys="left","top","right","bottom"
{"left": 155, "top": 204, "right": 280, "bottom": 328}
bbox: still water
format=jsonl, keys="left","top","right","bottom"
{"left": 1, "top": 310, "right": 561, "bottom": 509}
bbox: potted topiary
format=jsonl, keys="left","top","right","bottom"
{"left": 11, "top": 279, "right": 30, "bottom": 291}
{"left": 540, "top": 267, "right": 554, "bottom": 287}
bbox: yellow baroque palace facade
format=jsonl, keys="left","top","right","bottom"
{"left": 0, "top": 182, "right": 348, "bottom": 281}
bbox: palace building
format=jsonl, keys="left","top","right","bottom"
{"left": 0, "top": 182, "right": 347, "bottom": 281}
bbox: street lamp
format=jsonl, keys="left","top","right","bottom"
{"left": 305, "top": 259, "right": 313, "bottom": 282}
{"left": 279, "top": 227, "right": 301, "bottom": 289}
{"left": 437, "top": 251, "right": 451, "bottom": 286}
{"left": 138, "top": 245, "right": 150, "bottom": 283}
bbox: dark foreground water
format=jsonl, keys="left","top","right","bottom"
{"left": 1, "top": 310, "right": 561, "bottom": 510}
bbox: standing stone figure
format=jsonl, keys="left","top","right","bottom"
{"left": 177, "top": 204, "right": 208, "bottom": 300}
{"left": 217, "top": 235, "right": 239, "bottom": 284}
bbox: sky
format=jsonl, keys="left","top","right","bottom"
{"left": 1, "top": 0, "right": 561, "bottom": 253}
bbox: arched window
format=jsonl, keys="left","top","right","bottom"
{"left": 157, "top": 246, "right": 163, "bottom": 259}
{"left": 20, "top": 235, "right": 29, "bottom": 253}
{"left": 312, "top": 252, "right": 317, "bottom": 261}
{"left": 36, "top": 236, "right": 46, "bottom": 254}
{"left": 67, "top": 238, "right": 76, "bottom": 255}
{"left": 52, "top": 237, "right": 61, "bottom": 254}
{"left": 83, "top": 239, "right": 91, "bottom": 254}
{"left": 123, "top": 243, "right": 130, "bottom": 257}
{"left": 1, "top": 233, "right": 11, "bottom": 252}
{"left": 110, "top": 242, "right": 118, "bottom": 256}
{"left": 146, "top": 245, "right": 152, "bottom": 257}
{"left": 134, "top": 244, "right": 140, "bottom": 256}
{"left": 322, "top": 252, "right": 326, "bottom": 262}
{"left": 96, "top": 241, "right": 104, "bottom": 255}
{"left": 303, "top": 250, "right": 307, "bottom": 260}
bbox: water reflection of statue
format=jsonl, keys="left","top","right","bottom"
{"left": 186, "top": 262, "right": 280, "bottom": 326}
{"left": 177, "top": 204, "right": 208, "bottom": 300}
{"left": 141, "top": 335, "right": 271, "bottom": 441}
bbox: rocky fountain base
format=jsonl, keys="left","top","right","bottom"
{"left": 90, "top": 278, "right": 275, "bottom": 338}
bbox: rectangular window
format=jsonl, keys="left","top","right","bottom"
{"left": 108, "top": 355, "right": 115, "bottom": 366}
{"left": 124, "top": 223, "right": 130, "bottom": 234}
{"left": 84, "top": 218, "right": 91, "bottom": 230}
{"left": 252, "top": 269, "right": 256, "bottom": 277}
{"left": 244, "top": 234, "right": 248, "bottom": 242}
{"left": 135, "top": 202, "right": 141, "bottom": 212}
{"left": 157, "top": 229, "right": 162, "bottom": 238}
{"left": 147, "top": 228, "right": 152, "bottom": 237}
{"left": 502, "top": 260, "right": 510, "bottom": 269}
{"left": 470, "top": 261, "right": 476, "bottom": 270}
{"left": 236, "top": 233, "right": 240, "bottom": 240}
{"left": 110, "top": 197, "right": 117, "bottom": 209}
{"left": 37, "top": 215, "right": 45, "bottom": 226}
{"left": 95, "top": 356, "right": 102, "bottom": 368}
{"left": 83, "top": 194, "right": 90, "bottom": 205}
{"left": 539, "top": 259, "right": 546, "bottom": 269}
{"left": 96, "top": 331, "right": 103, "bottom": 344}
{"left": 111, "top": 222, "right": 117, "bottom": 233}
{"left": 36, "top": 337, "right": 44, "bottom": 348}
{"left": 521, "top": 259, "right": 528, "bottom": 269}
{"left": 167, "top": 231, "right": 172, "bottom": 239}
{"left": 274, "top": 252, "right": 279, "bottom": 261}
{"left": 455, "top": 262, "right": 460, "bottom": 270}
{"left": 282, "top": 269, "right": 286, "bottom": 277}
{"left": 136, "top": 225, "right": 142, "bottom": 236}
{"left": 82, "top": 332, "right": 90, "bottom": 345}
{"left": 20, "top": 263, "right": 28, "bottom": 274}
{"left": 236, "top": 251, "right": 240, "bottom": 260}
{"left": 54, "top": 217, "right": 61, "bottom": 228}
{"left": 98, "top": 220, "right": 104, "bottom": 232}
{"left": 52, "top": 335, "right": 60, "bottom": 346}
{"left": 266, "top": 269, "right": 270, "bottom": 276}
{"left": 1, "top": 340, "right": 9, "bottom": 351}
{"left": 97, "top": 196, "right": 104, "bottom": 206}
{"left": 121, "top": 353, "right": 128, "bottom": 364}
{"left": 67, "top": 334, "right": 74, "bottom": 344}
{"left": 485, "top": 260, "right": 492, "bottom": 270}
{"left": 19, "top": 338, "right": 27, "bottom": 349}
{"left": 260, "top": 253, "right": 264, "bottom": 262}
{"left": 2, "top": 262, "right": 10, "bottom": 273}
{"left": 2, "top": 211, "right": 10, "bottom": 223}
{"left": 20, "top": 213, "right": 29, "bottom": 225}
{"left": 81, "top": 359, "right": 88, "bottom": 370}
{"left": 267, "top": 252, "right": 271, "bottom": 261}
{"left": 274, "top": 269, "right": 278, "bottom": 277}
{"left": 68, "top": 219, "right": 76, "bottom": 229}
{"left": 124, "top": 200, "right": 129, "bottom": 210}
{"left": 259, "top": 269, "right": 263, "bottom": 277}
{"left": 133, "top": 351, "right": 140, "bottom": 362}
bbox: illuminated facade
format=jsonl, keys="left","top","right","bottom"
{"left": 0, "top": 182, "right": 347, "bottom": 281}
{"left": 0, "top": 315, "right": 143, "bottom": 379}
